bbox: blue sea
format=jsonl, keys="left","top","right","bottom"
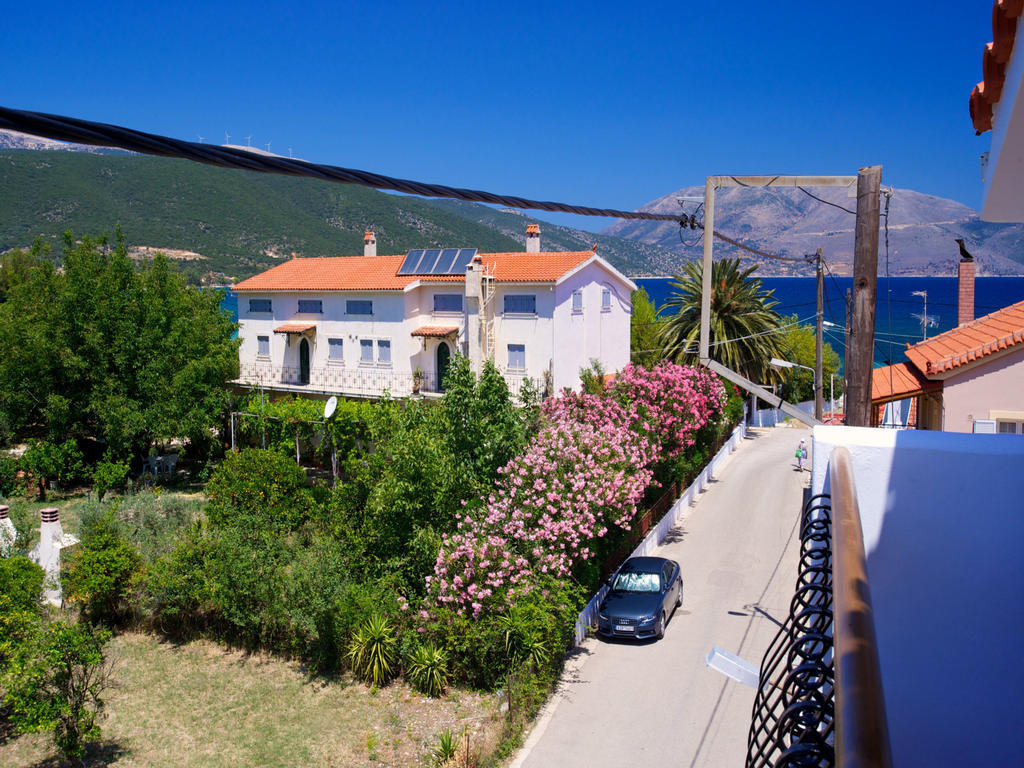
{"left": 635, "top": 276, "right": 1024, "bottom": 370}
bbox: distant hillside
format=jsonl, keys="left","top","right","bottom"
{"left": 423, "top": 199, "right": 686, "bottom": 277}
{"left": 0, "top": 146, "right": 683, "bottom": 281}
{"left": 0, "top": 150, "right": 523, "bottom": 282}
{"left": 603, "top": 185, "right": 1024, "bottom": 276}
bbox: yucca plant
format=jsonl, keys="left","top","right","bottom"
{"left": 347, "top": 613, "right": 398, "bottom": 687}
{"left": 430, "top": 728, "right": 459, "bottom": 766}
{"left": 406, "top": 642, "right": 449, "bottom": 698}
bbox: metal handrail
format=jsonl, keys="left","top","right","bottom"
{"left": 830, "top": 447, "right": 892, "bottom": 768}
{"left": 746, "top": 447, "right": 893, "bottom": 768}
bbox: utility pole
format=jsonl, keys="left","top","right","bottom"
{"left": 846, "top": 165, "right": 882, "bottom": 427}
{"left": 843, "top": 288, "right": 852, "bottom": 421}
{"left": 815, "top": 247, "right": 824, "bottom": 422}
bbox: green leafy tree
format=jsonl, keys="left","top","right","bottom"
{"left": 2, "top": 619, "right": 113, "bottom": 766}
{"left": 92, "top": 459, "right": 130, "bottom": 502}
{"left": 0, "top": 241, "right": 45, "bottom": 303}
{"left": 0, "top": 229, "right": 238, "bottom": 459}
{"left": 21, "top": 439, "right": 85, "bottom": 501}
{"left": 630, "top": 287, "right": 665, "bottom": 367}
{"left": 777, "top": 317, "right": 844, "bottom": 404}
{"left": 659, "top": 257, "right": 788, "bottom": 385}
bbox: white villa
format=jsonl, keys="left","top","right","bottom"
{"left": 231, "top": 226, "right": 635, "bottom": 399}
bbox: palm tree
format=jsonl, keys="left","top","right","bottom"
{"left": 659, "top": 257, "right": 787, "bottom": 385}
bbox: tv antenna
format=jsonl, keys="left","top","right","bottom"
{"left": 197, "top": 135, "right": 205, "bottom": 144}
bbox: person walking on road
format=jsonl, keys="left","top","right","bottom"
{"left": 795, "top": 439, "right": 807, "bottom": 471}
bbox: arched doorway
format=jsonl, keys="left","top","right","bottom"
{"left": 299, "top": 338, "right": 310, "bottom": 384}
{"left": 436, "top": 341, "right": 451, "bottom": 392}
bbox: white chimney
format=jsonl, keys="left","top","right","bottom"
{"left": 364, "top": 230, "right": 377, "bottom": 258}
{"left": 465, "top": 255, "right": 484, "bottom": 375}
{"left": 0, "top": 505, "right": 15, "bottom": 556}
{"left": 28, "top": 507, "right": 78, "bottom": 606}
{"left": 526, "top": 224, "right": 540, "bottom": 253}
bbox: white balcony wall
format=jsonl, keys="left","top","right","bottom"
{"left": 811, "top": 425, "right": 1024, "bottom": 767}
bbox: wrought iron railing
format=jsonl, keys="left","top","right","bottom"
{"left": 236, "top": 362, "right": 531, "bottom": 399}
{"left": 746, "top": 446, "right": 891, "bottom": 768}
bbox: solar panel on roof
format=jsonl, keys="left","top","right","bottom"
{"left": 433, "top": 248, "right": 460, "bottom": 274}
{"left": 397, "top": 250, "right": 425, "bottom": 276}
{"left": 452, "top": 249, "right": 476, "bottom": 274}
{"left": 418, "top": 249, "right": 442, "bottom": 274}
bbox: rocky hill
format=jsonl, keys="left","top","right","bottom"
{"left": 603, "top": 185, "right": 1024, "bottom": 276}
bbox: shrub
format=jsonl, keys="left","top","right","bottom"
{"left": 92, "top": 459, "right": 129, "bottom": 502}
{"left": 1, "top": 619, "right": 113, "bottom": 764}
{"left": 0, "top": 555, "right": 45, "bottom": 613}
{"left": 205, "top": 448, "right": 314, "bottom": 533}
{"left": 431, "top": 728, "right": 459, "bottom": 766}
{"left": 347, "top": 613, "right": 398, "bottom": 687}
{"left": 63, "top": 509, "right": 142, "bottom": 625}
{"left": 143, "top": 523, "right": 211, "bottom": 637}
{"left": 405, "top": 642, "right": 449, "bottom": 698}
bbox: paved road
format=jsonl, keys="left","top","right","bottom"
{"left": 515, "top": 425, "right": 810, "bottom": 768}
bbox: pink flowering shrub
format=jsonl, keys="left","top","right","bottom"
{"left": 430, "top": 362, "right": 726, "bottom": 617}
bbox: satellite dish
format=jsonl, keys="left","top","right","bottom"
{"left": 324, "top": 396, "right": 337, "bottom": 420}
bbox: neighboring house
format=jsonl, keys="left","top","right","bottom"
{"left": 231, "top": 226, "right": 635, "bottom": 399}
{"left": 872, "top": 292, "right": 1024, "bottom": 433}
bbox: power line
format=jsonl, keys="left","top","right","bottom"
{"left": 0, "top": 105, "right": 686, "bottom": 224}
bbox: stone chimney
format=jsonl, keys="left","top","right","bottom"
{"left": 958, "top": 255, "right": 975, "bottom": 326}
{"left": 0, "top": 505, "right": 15, "bottom": 556}
{"left": 364, "top": 230, "right": 377, "bottom": 258}
{"left": 526, "top": 224, "right": 540, "bottom": 253}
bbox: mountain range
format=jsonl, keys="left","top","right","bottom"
{"left": 603, "top": 184, "right": 1024, "bottom": 276}
{"left": 2, "top": 128, "right": 1022, "bottom": 278}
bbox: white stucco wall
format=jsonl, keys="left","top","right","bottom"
{"left": 551, "top": 261, "right": 632, "bottom": 392}
{"left": 490, "top": 283, "right": 555, "bottom": 387}
{"left": 938, "top": 346, "right": 1024, "bottom": 432}
{"left": 811, "top": 425, "right": 1024, "bottom": 767}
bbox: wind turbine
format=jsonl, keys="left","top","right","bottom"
{"left": 265, "top": 141, "right": 272, "bottom": 152}
{"left": 197, "top": 135, "right": 204, "bottom": 144}
{"left": 245, "top": 135, "right": 252, "bottom": 147}
{"left": 224, "top": 130, "right": 231, "bottom": 145}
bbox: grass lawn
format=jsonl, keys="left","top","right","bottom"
{"left": 0, "top": 632, "right": 502, "bottom": 768}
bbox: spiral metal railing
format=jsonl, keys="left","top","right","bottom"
{"left": 747, "top": 446, "right": 892, "bottom": 768}
{"left": 746, "top": 492, "right": 835, "bottom": 767}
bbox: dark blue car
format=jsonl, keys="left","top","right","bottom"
{"left": 596, "top": 556, "right": 683, "bottom": 640}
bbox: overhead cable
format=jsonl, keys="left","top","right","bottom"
{"left": 0, "top": 105, "right": 685, "bottom": 224}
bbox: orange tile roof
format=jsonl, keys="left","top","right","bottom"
{"left": 970, "top": 0, "right": 1023, "bottom": 133}
{"left": 233, "top": 251, "right": 596, "bottom": 292}
{"left": 871, "top": 362, "right": 941, "bottom": 401}
{"left": 411, "top": 325, "right": 459, "bottom": 337}
{"left": 904, "top": 298, "right": 1024, "bottom": 376}
{"left": 273, "top": 322, "right": 317, "bottom": 333}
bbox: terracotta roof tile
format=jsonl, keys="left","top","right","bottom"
{"left": 411, "top": 325, "right": 459, "bottom": 337}
{"left": 904, "top": 298, "right": 1024, "bottom": 375}
{"left": 971, "top": 0, "right": 1023, "bottom": 133}
{"left": 233, "top": 251, "right": 597, "bottom": 292}
{"left": 872, "top": 362, "right": 941, "bottom": 401}
{"left": 273, "top": 323, "right": 317, "bottom": 333}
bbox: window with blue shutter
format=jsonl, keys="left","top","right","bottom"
{"left": 297, "top": 299, "right": 322, "bottom": 313}
{"left": 249, "top": 299, "right": 272, "bottom": 313}
{"left": 507, "top": 344, "right": 526, "bottom": 369}
{"left": 347, "top": 300, "right": 373, "bottom": 315}
{"left": 328, "top": 338, "right": 344, "bottom": 360}
{"left": 433, "top": 294, "right": 463, "bottom": 312}
{"left": 503, "top": 295, "right": 536, "bottom": 314}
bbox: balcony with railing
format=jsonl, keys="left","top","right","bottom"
{"left": 749, "top": 426, "right": 1024, "bottom": 767}
{"left": 235, "top": 362, "right": 532, "bottom": 399}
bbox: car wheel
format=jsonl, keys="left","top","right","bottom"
{"left": 656, "top": 611, "right": 666, "bottom": 640}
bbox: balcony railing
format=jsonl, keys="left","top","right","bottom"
{"left": 747, "top": 446, "right": 891, "bottom": 768}
{"left": 236, "top": 362, "right": 533, "bottom": 399}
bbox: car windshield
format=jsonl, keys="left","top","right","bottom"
{"left": 612, "top": 571, "right": 660, "bottom": 593}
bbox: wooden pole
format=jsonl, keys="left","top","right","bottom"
{"left": 843, "top": 288, "right": 852, "bottom": 421}
{"left": 699, "top": 180, "right": 716, "bottom": 362}
{"left": 815, "top": 248, "right": 824, "bottom": 422}
{"left": 846, "top": 166, "right": 881, "bottom": 427}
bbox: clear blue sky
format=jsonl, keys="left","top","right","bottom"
{"left": 1, "top": 0, "right": 994, "bottom": 233}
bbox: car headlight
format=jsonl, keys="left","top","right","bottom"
{"left": 638, "top": 614, "right": 657, "bottom": 624}
{"left": 597, "top": 612, "right": 608, "bottom": 621}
